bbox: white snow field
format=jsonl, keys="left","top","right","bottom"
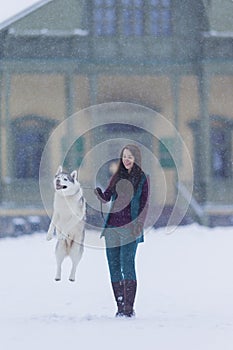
{"left": 1, "top": 224, "right": 233, "bottom": 350}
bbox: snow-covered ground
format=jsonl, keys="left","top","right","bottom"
{"left": 1, "top": 224, "right": 233, "bottom": 350}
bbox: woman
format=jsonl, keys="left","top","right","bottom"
{"left": 94, "top": 144, "right": 149, "bottom": 318}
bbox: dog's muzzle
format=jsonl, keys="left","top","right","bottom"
{"left": 56, "top": 180, "right": 67, "bottom": 190}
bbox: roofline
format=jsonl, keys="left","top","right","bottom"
{"left": 0, "top": 0, "right": 53, "bottom": 32}
{"left": 8, "top": 28, "right": 89, "bottom": 37}
{"left": 203, "top": 31, "right": 233, "bottom": 38}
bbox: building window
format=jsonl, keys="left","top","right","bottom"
{"left": 12, "top": 116, "right": 55, "bottom": 179}
{"left": 122, "top": 0, "right": 172, "bottom": 37}
{"left": 189, "top": 117, "right": 232, "bottom": 181}
{"left": 122, "top": 0, "right": 144, "bottom": 36}
{"left": 92, "top": 0, "right": 172, "bottom": 37}
{"left": 210, "top": 122, "right": 232, "bottom": 178}
{"left": 150, "top": 0, "right": 172, "bottom": 36}
{"left": 93, "top": 0, "right": 117, "bottom": 36}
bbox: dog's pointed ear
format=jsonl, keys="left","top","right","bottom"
{"left": 56, "top": 165, "right": 62, "bottom": 176}
{"left": 70, "top": 170, "right": 78, "bottom": 181}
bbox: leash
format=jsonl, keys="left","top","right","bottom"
{"left": 100, "top": 201, "right": 105, "bottom": 221}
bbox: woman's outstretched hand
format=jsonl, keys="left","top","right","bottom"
{"left": 94, "top": 187, "right": 103, "bottom": 200}
{"left": 94, "top": 187, "right": 107, "bottom": 203}
{"left": 94, "top": 187, "right": 102, "bottom": 196}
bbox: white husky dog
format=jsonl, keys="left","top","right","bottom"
{"left": 46, "top": 166, "right": 85, "bottom": 282}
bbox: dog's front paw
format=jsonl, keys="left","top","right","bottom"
{"left": 46, "top": 231, "right": 54, "bottom": 241}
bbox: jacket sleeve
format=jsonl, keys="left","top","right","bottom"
{"left": 137, "top": 175, "right": 150, "bottom": 226}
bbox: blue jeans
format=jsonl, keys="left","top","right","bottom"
{"left": 105, "top": 228, "right": 138, "bottom": 282}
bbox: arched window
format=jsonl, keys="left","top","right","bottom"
{"left": 189, "top": 116, "right": 233, "bottom": 180}
{"left": 210, "top": 118, "right": 232, "bottom": 178}
{"left": 12, "top": 116, "right": 55, "bottom": 179}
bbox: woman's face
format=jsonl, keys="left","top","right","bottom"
{"left": 122, "top": 148, "right": 135, "bottom": 172}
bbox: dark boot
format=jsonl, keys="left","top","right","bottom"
{"left": 124, "top": 280, "right": 137, "bottom": 317}
{"left": 111, "top": 281, "right": 124, "bottom": 317}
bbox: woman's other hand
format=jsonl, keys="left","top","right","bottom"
{"left": 132, "top": 222, "right": 143, "bottom": 238}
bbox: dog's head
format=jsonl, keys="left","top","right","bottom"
{"left": 54, "top": 165, "right": 81, "bottom": 197}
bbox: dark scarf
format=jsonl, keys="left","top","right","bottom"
{"left": 113, "top": 163, "right": 144, "bottom": 193}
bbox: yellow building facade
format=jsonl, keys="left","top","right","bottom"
{"left": 0, "top": 0, "right": 233, "bottom": 228}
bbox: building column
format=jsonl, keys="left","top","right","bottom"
{"left": 89, "top": 74, "right": 98, "bottom": 106}
{"left": 0, "top": 71, "right": 2, "bottom": 202}
{"left": 171, "top": 74, "right": 180, "bottom": 131}
{"left": 89, "top": 74, "right": 98, "bottom": 148}
{"left": 64, "top": 73, "right": 76, "bottom": 168}
{"left": 65, "top": 73, "right": 75, "bottom": 119}
{"left": 198, "top": 67, "right": 211, "bottom": 225}
{"left": 171, "top": 74, "right": 181, "bottom": 197}
{"left": 5, "top": 71, "right": 12, "bottom": 179}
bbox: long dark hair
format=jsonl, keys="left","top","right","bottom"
{"left": 110, "top": 144, "right": 144, "bottom": 191}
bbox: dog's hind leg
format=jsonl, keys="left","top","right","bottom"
{"left": 55, "top": 241, "right": 67, "bottom": 281}
{"left": 69, "top": 243, "right": 84, "bottom": 282}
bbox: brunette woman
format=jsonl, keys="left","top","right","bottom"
{"left": 94, "top": 144, "right": 149, "bottom": 318}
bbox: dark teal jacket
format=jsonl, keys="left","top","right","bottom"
{"left": 100, "top": 173, "right": 149, "bottom": 243}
